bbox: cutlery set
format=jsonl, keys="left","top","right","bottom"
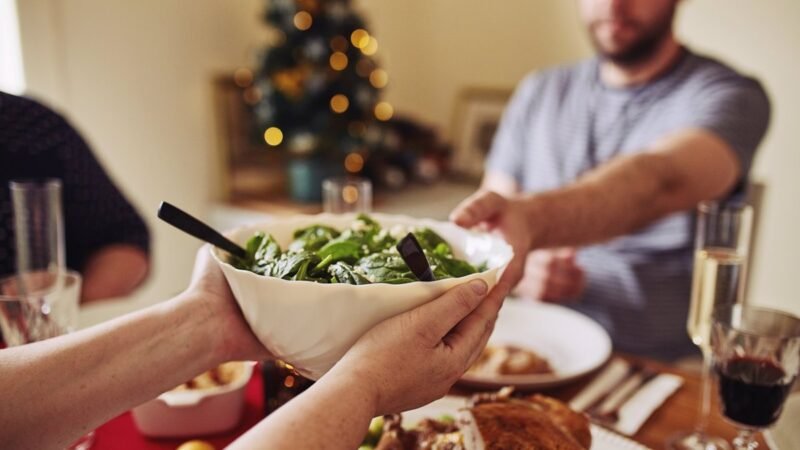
{"left": 570, "top": 359, "right": 683, "bottom": 435}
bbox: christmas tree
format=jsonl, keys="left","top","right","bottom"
{"left": 248, "top": 0, "right": 394, "bottom": 199}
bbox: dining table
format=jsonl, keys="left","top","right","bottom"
{"left": 93, "top": 353, "right": 766, "bottom": 449}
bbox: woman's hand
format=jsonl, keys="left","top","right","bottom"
{"left": 183, "top": 245, "right": 271, "bottom": 362}
{"left": 330, "top": 277, "right": 507, "bottom": 415}
{"left": 230, "top": 273, "right": 512, "bottom": 450}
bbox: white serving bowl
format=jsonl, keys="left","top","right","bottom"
{"left": 132, "top": 361, "right": 253, "bottom": 438}
{"left": 212, "top": 213, "right": 513, "bottom": 380}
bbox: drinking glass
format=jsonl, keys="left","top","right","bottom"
{"left": 10, "top": 179, "right": 65, "bottom": 277}
{"left": 669, "top": 200, "right": 753, "bottom": 450}
{"left": 0, "top": 270, "right": 93, "bottom": 449}
{"left": 322, "top": 177, "right": 372, "bottom": 214}
{"left": 4, "top": 178, "right": 94, "bottom": 449}
{"left": 711, "top": 305, "right": 800, "bottom": 450}
{"left": 0, "top": 271, "right": 81, "bottom": 346}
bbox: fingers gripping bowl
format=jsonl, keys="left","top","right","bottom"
{"left": 211, "top": 213, "right": 513, "bottom": 379}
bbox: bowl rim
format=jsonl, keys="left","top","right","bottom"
{"left": 210, "top": 212, "right": 513, "bottom": 289}
{"left": 154, "top": 361, "right": 255, "bottom": 407}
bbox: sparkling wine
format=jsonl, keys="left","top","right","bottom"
{"left": 716, "top": 357, "right": 794, "bottom": 428}
{"left": 687, "top": 248, "right": 744, "bottom": 347}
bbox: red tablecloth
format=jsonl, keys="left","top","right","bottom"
{"left": 93, "top": 368, "right": 265, "bottom": 449}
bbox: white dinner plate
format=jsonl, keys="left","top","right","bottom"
{"left": 403, "top": 396, "right": 651, "bottom": 450}
{"left": 458, "top": 299, "right": 612, "bottom": 389}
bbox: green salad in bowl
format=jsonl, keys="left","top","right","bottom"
{"left": 212, "top": 212, "right": 512, "bottom": 379}
{"left": 231, "top": 214, "right": 484, "bottom": 285}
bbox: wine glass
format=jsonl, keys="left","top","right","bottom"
{"left": 669, "top": 200, "right": 752, "bottom": 450}
{"left": 711, "top": 304, "right": 800, "bottom": 450}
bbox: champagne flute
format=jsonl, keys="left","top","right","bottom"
{"left": 668, "top": 200, "right": 752, "bottom": 450}
{"left": 711, "top": 304, "right": 800, "bottom": 449}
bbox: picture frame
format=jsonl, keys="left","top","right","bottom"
{"left": 211, "top": 74, "right": 286, "bottom": 201}
{"left": 449, "top": 87, "right": 513, "bottom": 180}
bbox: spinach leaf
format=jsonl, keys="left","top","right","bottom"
{"left": 328, "top": 262, "right": 371, "bottom": 285}
{"left": 413, "top": 228, "right": 450, "bottom": 254}
{"left": 272, "top": 252, "right": 321, "bottom": 280}
{"left": 288, "top": 225, "right": 340, "bottom": 253}
{"left": 318, "top": 240, "right": 362, "bottom": 263}
{"left": 234, "top": 215, "right": 483, "bottom": 284}
{"left": 428, "top": 252, "right": 478, "bottom": 278}
{"left": 356, "top": 253, "right": 415, "bottom": 283}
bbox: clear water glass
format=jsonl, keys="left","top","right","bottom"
{"left": 5, "top": 179, "right": 94, "bottom": 449}
{"left": 322, "top": 177, "right": 372, "bottom": 214}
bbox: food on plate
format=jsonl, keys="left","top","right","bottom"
{"left": 467, "top": 344, "right": 554, "bottom": 376}
{"left": 172, "top": 362, "right": 245, "bottom": 391}
{"left": 367, "top": 388, "right": 591, "bottom": 450}
{"left": 231, "top": 214, "right": 483, "bottom": 284}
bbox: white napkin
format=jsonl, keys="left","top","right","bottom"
{"left": 569, "top": 358, "right": 684, "bottom": 436}
{"left": 613, "top": 372, "right": 683, "bottom": 435}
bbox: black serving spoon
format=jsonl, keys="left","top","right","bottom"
{"left": 157, "top": 201, "right": 247, "bottom": 260}
{"left": 396, "top": 232, "right": 436, "bottom": 282}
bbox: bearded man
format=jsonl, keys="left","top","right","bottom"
{"left": 457, "top": 0, "right": 770, "bottom": 359}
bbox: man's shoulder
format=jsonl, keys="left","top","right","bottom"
{"left": 681, "top": 51, "right": 766, "bottom": 93}
{"left": 515, "top": 58, "right": 596, "bottom": 99}
{"left": 525, "top": 58, "right": 596, "bottom": 85}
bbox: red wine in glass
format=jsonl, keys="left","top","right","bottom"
{"left": 716, "top": 356, "right": 795, "bottom": 428}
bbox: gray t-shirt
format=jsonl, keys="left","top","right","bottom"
{"left": 486, "top": 49, "right": 770, "bottom": 360}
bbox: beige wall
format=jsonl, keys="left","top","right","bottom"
{"left": 359, "top": 0, "right": 593, "bottom": 137}
{"left": 15, "top": 1, "right": 798, "bottom": 318}
{"left": 676, "top": 0, "right": 800, "bottom": 314}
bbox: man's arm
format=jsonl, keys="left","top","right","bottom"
{"left": 452, "top": 128, "right": 741, "bottom": 287}
{"left": 520, "top": 128, "right": 740, "bottom": 248}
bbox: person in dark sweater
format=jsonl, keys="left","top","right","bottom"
{"left": 0, "top": 91, "right": 149, "bottom": 302}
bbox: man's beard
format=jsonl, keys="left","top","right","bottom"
{"left": 589, "top": 8, "right": 676, "bottom": 66}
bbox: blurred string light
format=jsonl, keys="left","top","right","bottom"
{"left": 330, "top": 35, "right": 348, "bottom": 52}
{"left": 369, "top": 69, "right": 388, "bottom": 88}
{"left": 342, "top": 185, "right": 359, "bottom": 203}
{"left": 330, "top": 94, "right": 349, "bottom": 113}
{"left": 355, "top": 59, "right": 373, "bottom": 77}
{"left": 361, "top": 37, "right": 378, "bottom": 55}
{"left": 374, "top": 101, "right": 393, "bottom": 121}
{"left": 293, "top": 11, "right": 313, "bottom": 31}
{"left": 348, "top": 121, "right": 366, "bottom": 137}
{"left": 264, "top": 127, "right": 283, "bottom": 146}
{"left": 344, "top": 152, "right": 365, "bottom": 173}
{"left": 350, "top": 29, "right": 370, "bottom": 49}
{"left": 243, "top": 87, "right": 262, "bottom": 105}
{"left": 233, "top": 68, "right": 253, "bottom": 87}
{"left": 329, "top": 51, "right": 348, "bottom": 71}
